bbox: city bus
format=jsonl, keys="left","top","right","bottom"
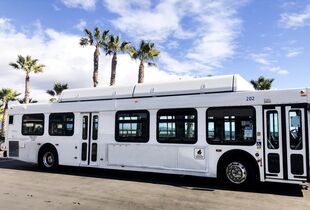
{"left": 4, "top": 74, "right": 310, "bottom": 186}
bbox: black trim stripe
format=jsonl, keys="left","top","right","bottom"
{"left": 87, "top": 113, "right": 92, "bottom": 165}
{"left": 303, "top": 106, "right": 310, "bottom": 182}
{"left": 281, "top": 106, "right": 288, "bottom": 180}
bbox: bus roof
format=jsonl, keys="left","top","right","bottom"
{"left": 59, "top": 74, "right": 254, "bottom": 103}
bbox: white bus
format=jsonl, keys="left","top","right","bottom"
{"left": 4, "top": 75, "right": 310, "bottom": 186}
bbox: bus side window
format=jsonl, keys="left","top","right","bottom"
{"left": 206, "top": 107, "right": 255, "bottom": 145}
{"left": 157, "top": 108, "right": 197, "bottom": 144}
{"left": 22, "top": 114, "right": 45, "bottom": 136}
{"left": 49, "top": 113, "right": 74, "bottom": 136}
{"left": 115, "top": 110, "right": 149, "bottom": 142}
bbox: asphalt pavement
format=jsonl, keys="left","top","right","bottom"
{"left": 0, "top": 156, "right": 309, "bottom": 210}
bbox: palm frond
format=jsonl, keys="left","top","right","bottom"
{"left": 129, "top": 46, "right": 138, "bottom": 59}
{"left": 120, "top": 41, "right": 130, "bottom": 53}
{"left": 9, "top": 62, "right": 20, "bottom": 69}
{"left": 147, "top": 62, "right": 157, "bottom": 67}
{"left": 84, "top": 28, "right": 93, "bottom": 45}
{"left": 94, "top": 27, "right": 101, "bottom": 42}
{"left": 80, "top": 37, "right": 89, "bottom": 46}
{"left": 33, "top": 64, "right": 45, "bottom": 73}
{"left": 102, "top": 30, "right": 109, "bottom": 41}
{"left": 46, "top": 90, "right": 55, "bottom": 96}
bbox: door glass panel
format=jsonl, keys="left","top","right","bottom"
{"left": 289, "top": 110, "right": 302, "bottom": 150}
{"left": 267, "top": 111, "right": 279, "bottom": 149}
{"left": 82, "top": 116, "right": 88, "bottom": 140}
{"left": 92, "top": 115, "right": 98, "bottom": 140}
{"left": 81, "top": 142, "right": 87, "bottom": 161}
{"left": 268, "top": 153, "right": 280, "bottom": 173}
{"left": 91, "top": 143, "right": 97, "bottom": 162}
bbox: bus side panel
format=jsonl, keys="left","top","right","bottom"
{"left": 107, "top": 144, "right": 207, "bottom": 172}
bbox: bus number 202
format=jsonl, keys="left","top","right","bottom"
{"left": 246, "top": 96, "right": 255, "bottom": 101}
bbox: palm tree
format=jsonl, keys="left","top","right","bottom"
{"left": 129, "top": 40, "right": 160, "bottom": 83}
{"left": 9, "top": 55, "right": 45, "bottom": 104}
{"left": 0, "top": 88, "right": 20, "bottom": 137}
{"left": 250, "top": 76, "right": 274, "bottom": 90}
{"left": 105, "top": 35, "right": 130, "bottom": 86}
{"left": 47, "top": 82, "right": 69, "bottom": 102}
{"left": 80, "top": 27, "right": 109, "bottom": 87}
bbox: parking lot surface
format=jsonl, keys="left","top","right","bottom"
{"left": 0, "top": 156, "right": 309, "bottom": 210}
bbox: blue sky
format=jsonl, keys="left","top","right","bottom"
{"left": 0, "top": 0, "right": 310, "bottom": 100}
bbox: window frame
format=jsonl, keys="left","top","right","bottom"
{"left": 48, "top": 112, "right": 75, "bottom": 136}
{"left": 21, "top": 113, "right": 45, "bottom": 136}
{"left": 115, "top": 110, "right": 150, "bottom": 143}
{"left": 156, "top": 108, "right": 198, "bottom": 144}
{"left": 206, "top": 106, "right": 256, "bottom": 145}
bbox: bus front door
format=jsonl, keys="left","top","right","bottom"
{"left": 264, "top": 105, "right": 308, "bottom": 182}
{"left": 80, "top": 113, "right": 99, "bottom": 166}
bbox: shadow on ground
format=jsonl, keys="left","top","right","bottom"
{"left": 0, "top": 158, "right": 306, "bottom": 197}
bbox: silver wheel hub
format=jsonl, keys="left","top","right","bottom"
{"left": 43, "top": 152, "right": 54, "bottom": 168}
{"left": 226, "top": 162, "right": 247, "bottom": 184}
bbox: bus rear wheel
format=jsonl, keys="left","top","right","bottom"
{"left": 221, "top": 159, "right": 255, "bottom": 187}
{"left": 38, "top": 147, "right": 58, "bottom": 170}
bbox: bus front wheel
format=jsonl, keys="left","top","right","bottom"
{"left": 221, "top": 159, "right": 255, "bottom": 187}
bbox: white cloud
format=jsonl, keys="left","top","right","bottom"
{"left": 249, "top": 49, "right": 289, "bottom": 75}
{"left": 281, "top": 1, "right": 297, "bottom": 8}
{"left": 281, "top": 45, "right": 303, "bottom": 58}
{"left": 103, "top": 0, "right": 188, "bottom": 41}
{"left": 249, "top": 53, "right": 273, "bottom": 66}
{"left": 280, "top": 5, "right": 310, "bottom": 28}
{"left": 74, "top": 19, "right": 87, "bottom": 31}
{"left": 103, "top": 0, "right": 247, "bottom": 72}
{"left": 269, "top": 67, "right": 289, "bottom": 75}
{"left": 159, "top": 51, "right": 213, "bottom": 75}
{"left": 0, "top": 18, "right": 15, "bottom": 33}
{"left": 186, "top": 1, "right": 244, "bottom": 68}
{"left": 0, "top": 18, "right": 187, "bottom": 102}
{"left": 61, "top": 0, "right": 97, "bottom": 10}
{"left": 286, "top": 50, "right": 302, "bottom": 58}
{"left": 52, "top": 4, "right": 61, "bottom": 11}
{"left": 166, "top": 40, "right": 179, "bottom": 49}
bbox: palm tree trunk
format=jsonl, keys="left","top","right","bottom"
{"left": 1, "top": 102, "right": 8, "bottom": 138}
{"left": 93, "top": 46, "right": 100, "bottom": 87}
{"left": 138, "top": 61, "right": 144, "bottom": 83}
{"left": 25, "top": 72, "right": 30, "bottom": 104}
{"left": 110, "top": 53, "right": 117, "bottom": 86}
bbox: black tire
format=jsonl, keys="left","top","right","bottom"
{"left": 220, "top": 158, "right": 256, "bottom": 187}
{"left": 38, "top": 147, "right": 58, "bottom": 170}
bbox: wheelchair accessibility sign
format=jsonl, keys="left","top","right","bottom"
{"left": 194, "top": 148, "right": 205, "bottom": 160}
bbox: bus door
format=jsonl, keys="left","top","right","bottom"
{"left": 264, "top": 105, "right": 308, "bottom": 182}
{"left": 80, "top": 113, "right": 99, "bottom": 166}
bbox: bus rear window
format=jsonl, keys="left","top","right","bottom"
{"left": 207, "top": 107, "right": 256, "bottom": 145}
{"left": 22, "top": 114, "right": 44, "bottom": 136}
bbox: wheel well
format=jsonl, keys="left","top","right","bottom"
{"left": 217, "top": 149, "right": 260, "bottom": 180}
{"left": 38, "top": 143, "right": 58, "bottom": 163}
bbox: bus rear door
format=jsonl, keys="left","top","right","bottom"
{"left": 80, "top": 113, "right": 99, "bottom": 166}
